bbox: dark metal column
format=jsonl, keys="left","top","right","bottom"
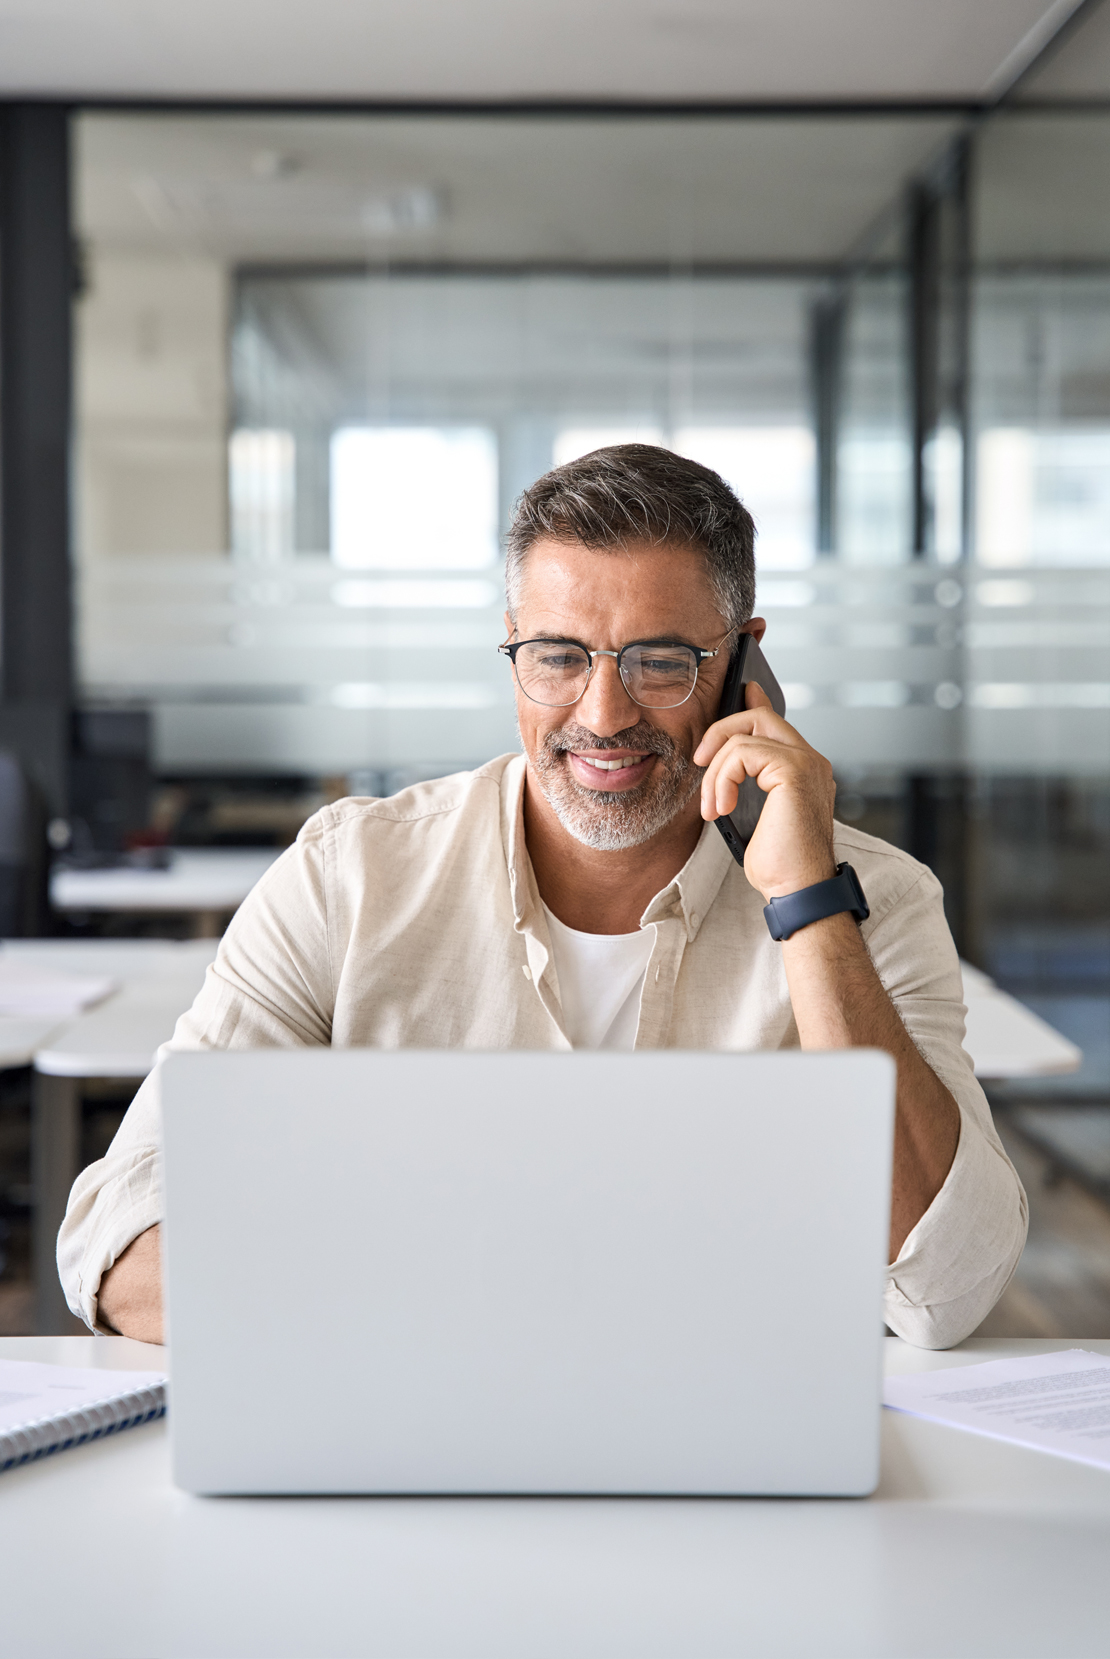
{"left": 909, "top": 181, "right": 942, "bottom": 559}
{"left": 811, "top": 291, "right": 845, "bottom": 556}
{"left": 950, "top": 137, "right": 974, "bottom": 563}
{"left": 908, "top": 138, "right": 973, "bottom": 561}
{"left": 906, "top": 181, "right": 947, "bottom": 933}
{"left": 0, "top": 102, "right": 74, "bottom": 817}
{"left": 0, "top": 104, "right": 81, "bottom": 1331}
{"left": 904, "top": 142, "right": 974, "bottom": 957}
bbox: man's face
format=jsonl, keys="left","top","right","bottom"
{"left": 508, "top": 536, "right": 762, "bottom": 852}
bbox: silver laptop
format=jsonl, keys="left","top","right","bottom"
{"left": 161, "top": 1048, "right": 894, "bottom": 1497}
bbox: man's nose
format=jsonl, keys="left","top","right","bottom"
{"left": 575, "top": 654, "right": 640, "bottom": 737}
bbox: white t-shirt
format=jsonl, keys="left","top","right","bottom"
{"left": 542, "top": 904, "right": 654, "bottom": 1050}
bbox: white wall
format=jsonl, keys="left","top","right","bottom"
{"left": 75, "top": 250, "right": 230, "bottom": 558}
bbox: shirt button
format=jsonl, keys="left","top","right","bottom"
{"left": 521, "top": 964, "right": 533, "bottom": 981}
{"left": 690, "top": 912, "right": 700, "bottom": 930}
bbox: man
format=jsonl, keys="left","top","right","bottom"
{"left": 59, "top": 445, "right": 1026, "bottom": 1347}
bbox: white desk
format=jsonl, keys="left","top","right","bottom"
{"left": 0, "top": 940, "right": 219, "bottom": 1334}
{"left": 28, "top": 938, "right": 218, "bottom": 1078}
{"left": 1, "top": 938, "right": 218, "bottom": 1090}
{"left": 960, "top": 961, "right": 1083, "bottom": 1080}
{"left": 50, "top": 848, "right": 280, "bottom": 934}
{"left": 0, "top": 1016, "right": 66, "bottom": 1069}
{"left": 1, "top": 1334, "right": 1108, "bottom": 1658}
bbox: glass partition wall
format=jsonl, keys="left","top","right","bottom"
{"left": 964, "top": 111, "right": 1110, "bottom": 1152}
{"left": 72, "top": 108, "right": 1108, "bottom": 1121}
{"left": 73, "top": 110, "right": 961, "bottom": 787}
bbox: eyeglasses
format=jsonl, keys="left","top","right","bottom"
{"left": 498, "top": 634, "right": 731, "bottom": 709}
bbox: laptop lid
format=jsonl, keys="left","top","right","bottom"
{"left": 162, "top": 1048, "right": 894, "bottom": 1496}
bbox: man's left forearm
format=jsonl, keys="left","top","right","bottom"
{"left": 97, "top": 1223, "right": 164, "bottom": 1343}
{"left": 781, "top": 912, "right": 961, "bottom": 1261}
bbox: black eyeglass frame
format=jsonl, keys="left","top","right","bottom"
{"left": 498, "top": 631, "right": 737, "bottom": 709}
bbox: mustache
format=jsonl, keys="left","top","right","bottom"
{"left": 544, "top": 720, "right": 679, "bottom": 759}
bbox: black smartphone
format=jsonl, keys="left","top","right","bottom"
{"left": 711, "top": 633, "right": 786, "bottom": 868}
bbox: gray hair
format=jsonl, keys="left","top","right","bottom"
{"left": 505, "top": 443, "right": 756, "bottom": 633}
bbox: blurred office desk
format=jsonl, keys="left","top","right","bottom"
{"left": 0, "top": 1017, "right": 67, "bottom": 1068}
{"left": 1, "top": 1334, "right": 1108, "bottom": 1659}
{"left": 960, "top": 960, "right": 1083, "bottom": 1080}
{"left": 28, "top": 938, "right": 218, "bottom": 1078}
{"left": 0, "top": 940, "right": 219, "bottom": 1333}
{"left": 50, "top": 847, "right": 281, "bottom": 937}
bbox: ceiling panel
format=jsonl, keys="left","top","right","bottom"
{"left": 0, "top": 0, "right": 1086, "bottom": 101}
{"left": 1015, "top": 0, "right": 1110, "bottom": 97}
{"left": 77, "top": 112, "right": 962, "bottom": 266}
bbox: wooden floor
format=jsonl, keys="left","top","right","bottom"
{"left": 974, "top": 1113, "right": 1110, "bottom": 1339}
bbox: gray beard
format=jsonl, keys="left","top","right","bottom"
{"left": 527, "top": 719, "right": 703, "bottom": 851}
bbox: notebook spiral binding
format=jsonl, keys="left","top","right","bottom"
{"left": 0, "top": 1383, "right": 166, "bottom": 1473}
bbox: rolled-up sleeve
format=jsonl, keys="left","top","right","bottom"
{"left": 865, "top": 864, "right": 1028, "bottom": 1347}
{"left": 57, "top": 830, "right": 335, "bottom": 1331}
{"left": 57, "top": 1066, "right": 165, "bottom": 1333}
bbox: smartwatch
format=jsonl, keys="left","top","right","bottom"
{"left": 763, "top": 863, "right": 869, "bottom": 942}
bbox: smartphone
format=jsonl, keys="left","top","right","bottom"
{"left": 711, "top": 633, "right": 786, "bottom": 868}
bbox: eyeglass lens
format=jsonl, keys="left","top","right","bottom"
{"left": 513, "top": 641, "right": 699, "bottom": 708}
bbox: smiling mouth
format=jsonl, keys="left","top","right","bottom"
{"left": 571, "top": 752, "right": 649, "bottom": 772}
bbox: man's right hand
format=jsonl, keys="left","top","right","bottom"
{"left": 96, "top": 1223, "right": 164, "bottom": 1344}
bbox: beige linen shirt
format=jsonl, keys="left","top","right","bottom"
{"left": 59, "top": 752, "right": 1027, "bottom": 1347}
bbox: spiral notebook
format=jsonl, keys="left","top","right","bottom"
{"left": 0, "top": 1358, "right": 167, "bottom": 1473}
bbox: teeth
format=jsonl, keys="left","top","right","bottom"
{"left": 576, "top": 755, "right": 645, "bottom": 771}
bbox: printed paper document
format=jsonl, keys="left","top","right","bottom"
{"left": 884, "top": 1349, "right": 1110, "bottom": 1472}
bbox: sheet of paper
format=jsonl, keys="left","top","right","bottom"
{"left": 884, "top": 1349, "right": 1110, "bottom": 1472}
{"left": 0, "top": 964, "right": 116, "bottom": 1018}
{"left": 0, "top": 1359, "right": 166, "bottom": 1431}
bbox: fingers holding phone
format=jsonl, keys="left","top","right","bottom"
{"left": 695, "top": 681, "right": 838, "bottom": 901}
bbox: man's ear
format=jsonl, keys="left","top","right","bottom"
{"left": 503, "top": 610, "right": 515, "bottom": 640}
{"left": 741, "top": 616, "right": 768, "bottom": 645}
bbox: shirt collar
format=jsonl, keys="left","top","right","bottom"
{"left": 500, "top": 752, "right": 734, "bottom": 942}
{"left": 639, "top": 820, "right": 734, "bottom": 940}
